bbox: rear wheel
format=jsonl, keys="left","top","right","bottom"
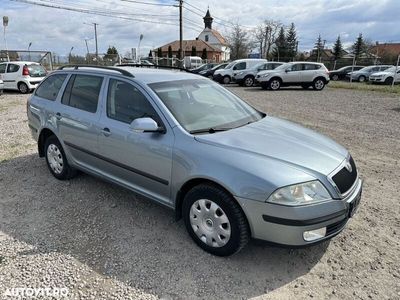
{"left": 313, "top": 78, "right": 326, "bottom": 90}
{"left": 222, "top": 76, "right": 231, "bottom": 84}
{"left": 358, "top": 75, "right": 366, "bottom": 83}
{"left": 182, "top": 184, "right": 250, "bottom": 256}
{"left": 45, "top": 135, "right": 77, "bottom": 180}
{"left": 268, "top": 78, "right": 281, "bottom": 90}
{"left": 18, "top": 82, "right": 29, "bottom": 94}
{"left": 243, "top": 76, "right": 255, "bottom": 87}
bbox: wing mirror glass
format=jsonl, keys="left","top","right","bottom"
{"left": 130, "top": 117, "right": 164, "bottom": 133}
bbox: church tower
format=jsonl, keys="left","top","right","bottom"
{"left": 203, "top": 9, "right": 213, "bottom": 29}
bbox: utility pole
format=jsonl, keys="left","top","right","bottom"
{"left": 178, "top": 0, "right": 183, "bottom": 67}
{"left": 84, "top": 22, "right": 99, "bottom": 64}
{"left": 3, "top": 16, "right": 9, "bottom": 62}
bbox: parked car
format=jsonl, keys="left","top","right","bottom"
{"left": 256, "top": 62, "right": 330, "bottom": 91}
{"left": 27, "top": 65, "right": 362, "bottom": 256}
{"left": 369, "top": 66, "right": 400, "bottom": 85}
{"left": 347, "top": 65, "right": 392, "bottom": 82}
{"left": 329, "top": 65, "right": 365, "bottom": 81}
{"left": 0, "top": 61, "right": 47, "bottom": 93}
{"left": 0, "top": 77, "right": 4, "bottom": 95}
{"left": 213, "top": 59, "right": 268, "bottom": 84}
{"left": 234, "top": 62, "right": 283, "bottom": 87}
{"left": 139, "top": 60, "right": 154, "bottom": 66}
{"left": 198, "top": 63, "right": 228, "bottom": 78}
{"left": 184, "top": 56, "right": 202, "bottom": 69}
{"left": 190, "top": 63, "right": 217, "bottom": 74}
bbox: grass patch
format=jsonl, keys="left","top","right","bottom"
{"left": 329, "top": 81, "right": 400, "bottom": 94}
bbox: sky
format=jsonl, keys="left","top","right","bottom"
{"left": 0, "top": 0, "right": 399, "bottom": 59}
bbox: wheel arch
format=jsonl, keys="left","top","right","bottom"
{"left": 38, "top": 128, "right": 57, "bottom": 157}
{"left": 313, "top": 76, "right": 327, "bottom": 83}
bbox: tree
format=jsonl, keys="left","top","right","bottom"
{"left": 148, "top": 50, "right": 153, "bottom": 58}
{"left": 253, "top": 19, "right": 282, "bottom": 59}
{"left": 177, "top": 48, "right": 182, "bottom": 60}
{"left": 201, "top": 48, "right": 207, "bottom": 60}
{"left": 286, "top": 23, "right": 298, "bottom": 60}
{"left": 271, "top": 27, "right": 288, "bottom": 61}
{"left": 332, "top": 35, "right": 344, "bottom": 61}
{"left": 227, "top": 22, "right": 250, "bottom": 60}
{"left": 314, "top": 34, "right": 324, "bottom": 61}
{"left": 191, "top": 46, "right": 197, "bottom": 56}
{"left": 157, "top": 47, "right": 162, "bottom": 58}
{"left": 104, "top": 46, "right": 118, "bottom": 60}
{"left": 352, "top": 33, "right": 367, "bottom": 60}
{"left": 168, "top": 45, "right": 173, "bottom": 58}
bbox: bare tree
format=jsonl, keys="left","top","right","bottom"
{"left": 227, "top": 22, "right": 250, "bottom": 60}
{"left": 253, "top": 19, "right": 282, "bottom": 59}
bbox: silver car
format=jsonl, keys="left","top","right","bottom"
{"left": 27, "top": 65, "right": 362, "bottom": 256}
{"left": 233, "top": 62, "right": 283, "bottom": 87}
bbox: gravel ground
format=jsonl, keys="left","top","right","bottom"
{"left": 0, "top": 86, "right": 399, "bottom": 300}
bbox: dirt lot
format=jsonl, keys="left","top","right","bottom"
{"left": 0, "top": 86, "right": 399, "bottom": 300}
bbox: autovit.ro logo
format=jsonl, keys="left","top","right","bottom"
{"left": 3, "top": 287, "right": 69, "bottom": 298}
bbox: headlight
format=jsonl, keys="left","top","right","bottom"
{"left": 261, "top": 73, "right": 271, "bottom": 78}
{"left": 267, "top": 181, "right": 331, "bottom": 206}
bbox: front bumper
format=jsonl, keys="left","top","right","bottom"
{"left": 237, "top": 178, "right": 363, "bottom": 246}
{"left": 369, "top": 77, "right": 385, "bottom": 83}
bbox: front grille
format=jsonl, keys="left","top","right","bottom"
{"left": 326, "top": 218, "right": 347, "bottom": 236}
{"left": 331, "top": 156, "right": 357, "bottom": 194}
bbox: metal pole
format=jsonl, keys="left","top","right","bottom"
{"left": 84, "top": 39, "right": 90, "bottom": 63}
{"left": 3, "top": 16, "right": 10, "bottom": 62}
{"left": 350, "top": 55, "right": 356, "bottom": 84}
{"left": 138, "top": 34, "right": 143, "bottom": 64}
{"left": 392, "top": 54, "right": 400, "bottom": 89}
{"left": 179, "top": 0, "right": 183, "bottom": 67}
{"left": 69, "top": 46, "right": 74, "bottom": 64}
{"left": 94, "top": 23, "right": 99, "bottom": 64}
{"left": 28, "top": 42, "right": 32, "bottom": 61}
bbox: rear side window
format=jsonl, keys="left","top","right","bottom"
{"left": 0, "top": 64, "right": 6, "bottom": 74}
{"left": 107, "top": 79, "right": 159, "bottom": 124}
{"left": 7, "top": 64, "right": 20, "bottom": 73}
{"left": 35, "top": 74, "right": 67, "bottom": 101}
{"left": 303, "top": 64, "right": 321, "bottom": 70}
{"left": 61, "top": 74, "right": 103, "bottom": 113}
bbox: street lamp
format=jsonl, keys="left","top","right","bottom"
{"left": 138, "top": 34, "right": 143, "bottom": 63}
{"left": 69, "top": 46, "right": 74, "bottom": 64}
{"left": 84, "top": 38, "right": 93, "bottom": 63}
{"left": 3, "top": 16, "right": 10, "bottom": 62}
{"left": 28, "top": 42, "right": 32, "bottom": 61}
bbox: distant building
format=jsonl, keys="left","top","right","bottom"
{"left": 370, "top": 42, "right": 400, "bottom": 60}
{"left": 155, "top": 9, "right": 229, "bottom": 63}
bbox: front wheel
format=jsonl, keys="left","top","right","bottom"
{"left": 384, "top": 77, "right": 393, "bottom": 85}
{"left": 45, "top": 136, "right": 77, "bottom": 180}
{"left": 269, "top": 78, "right": 281, "bottom": 90}
{"left": 243, "top": 76, "right": 255, "bottom": 87}
{"left": 222, "top": 76, "right": 231, "bottom": 84}
{"left": 182, "top": 184, "right": 250, "bottom": 256}
{"left": 358, "top": 75, "right": 366, "bottom": 83}
{"left": 313, "top": 78, "right": 326, "bottom": 90}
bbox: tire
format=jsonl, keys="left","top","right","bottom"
{"left": 222, "top": 76, "right": 231, "bottom": 84}
{"left": 243, "top": 76, "right": 255, "bottom": 87}
{"left": 18, "top": 82, "right": 29, "bottom": 94}
{"left": 384, "top": 77, "right": 393, "bottom": 85}
{"left": 44, "top": 135, "right": 77, "bottom": 180}
{"left": 182, "top": 184, "right": 250, "bottom": 256}
{"left": 268, "top": 78, "right": 281, "bottom": 90}
{"left": 358, "top": 75, "right": 366, "bottom": 83}
{"left": 313, "top": 78, "right": 326, "bottom": 90}
{"left": 332, "top": 74, "right": 339, "bottom": 81}
{"left": 301, "top": 84, "right": 310, "bottom": 89}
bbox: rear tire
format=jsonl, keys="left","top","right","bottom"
{"left": 44, "top": 135, "right": 77, "bottom": 180}
{"left": 18, "top": 82, "right": 29, "bottom": 94}
{"left": 313, "top": 78, "right": 326, "bottom": 90}
{"left": 182, "top": 184, "right": 250, "bottom": 256}
{"left": 332, "top": 74, "right": 339, "bottom": 81}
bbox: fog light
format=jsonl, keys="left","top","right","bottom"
{"left": 303, "top": 227, "right": 326, "bottom": 242}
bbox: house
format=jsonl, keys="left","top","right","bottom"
{"left": 155, "top": 9, "right": 229, "bottom": 63}
{"left": 370, "top": 42, "right": 400, "bottom": 61}
{"left": 197, "top": 9, "right": 230, "bottom": 61}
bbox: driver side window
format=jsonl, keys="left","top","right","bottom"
{"left": 233, "top": 62, "right": 246, "bottom": 70}
{"left": 107, "top": 79, "right": 159, "bottom": 124}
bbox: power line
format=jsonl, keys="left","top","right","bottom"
{"left": 119, "top": 0, "right": 175, "bottom": 7}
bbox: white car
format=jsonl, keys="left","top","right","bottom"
{"left": 0, "top": 61, "right": 47, "bottom": 94}
{"left": 213, "top": 59, "right": 268, "bottom": 84}
{"left": 256, "top": 62, "right": 330, "bottom": 91}
{"left": 369, "top": 66, "right": 400, "bottom": 85}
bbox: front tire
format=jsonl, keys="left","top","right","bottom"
{"left": 358, "top": 75, "right": 366, "bottom": 82}
{"left": 18, "top": 82, "right": 29, "bottom": 94}
{"left": 45, "top": 135, "right": 77, "bottom": 180}
{"left": 243, "top": 76, "right": 255, "bottom": 87}
{"left": 384, "top": 77, "right": 393, "bottom": 85}
{"left": 182, "top": 184, "right": 250, "bottom": 256}
{"left": 313, "top": 78, "right": 326, "bottom": 90}
{"left": 268, "top": 78, "right": 281, "bottom": 90}
{"left": 222, "top": 76, "right": 231, "bottom": 84}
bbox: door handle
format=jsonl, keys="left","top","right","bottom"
{"left": 55, "top": 112, "right": 62, "bottom": 120}
{"left": 101, "top": 127, "right": 111, "bottom": 137}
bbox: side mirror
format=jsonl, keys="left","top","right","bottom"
{"left": 130, "top": 117, "right": 164, "bottom": 133}
{"left": 233, "top": 66, "right": 237, "bottom": 70}
{"left": 285, "top": 69, "right": 290, "bottom": 73}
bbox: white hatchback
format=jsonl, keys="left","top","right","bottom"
{"left": 0, "top": 61, "right": 47, "bottom": 94}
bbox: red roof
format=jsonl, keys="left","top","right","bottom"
{"left": 370, "top": 43, "right": 400, "bottom": 57}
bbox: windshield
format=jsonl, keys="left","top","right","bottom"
{"left": 383, "top": 66, "right": 397, "bottom": 72}
{"left": 149, "top": 79, "right": 263, "bottom": 133}
{"left": 225, "top": 61, "right": 236, "bottom": 69}
{"left": 28, "top": 64, "right": 47, "bottom": 77}
{"left": 213, "top": 63, "right": 226, "bottom": 71}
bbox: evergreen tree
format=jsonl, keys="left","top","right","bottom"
{"left": 191, "top": 46, "right": 197, "bottom": 56}
{"left": 157, "top": 47, "right": 162, "bottom": 58}
{"left": 272, "top": 27, "right": 287, "bottom": 61}
{"left": 148, "top": 50, "right": 152, "bottom": 58}
{"left": 201, "top": 48, "right": 207, "bottom": 60}
{"left": 168, "top": 45, "right": 173, "bottom": 58}
{"left": 286, "top": 23, "right": 298, "bottom": 60}
{"left": 314, "top": 34, "right": 324, "bottom": 61}
{"left": 104, "top": 46, "right": 118, "bottom": 60}
{"left": 352, "top": 33, "right": 366, "bottom": 59}
{"left": 177, "top": 49, "right": 182, "bottom": 60}
{"left": 332, "top": 35, "right": 344, "bottom": 60}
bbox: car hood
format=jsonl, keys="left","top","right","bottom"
{"left": 194, "top": 116, "right": 347, "bottom": 175}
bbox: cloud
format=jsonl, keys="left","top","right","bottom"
{"left": 0, "top": 0, "right": 399, "bottom": 57}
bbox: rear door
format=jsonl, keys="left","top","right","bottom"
{"left": 97, "top": 77, "right": 173, "bottom": 205}
{"left": 56, "top": 73, "right": 105, "bottom": 169}
{"left": 4, "top": 63, "right": 20, "bottom": 90}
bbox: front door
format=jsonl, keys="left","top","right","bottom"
{"left": 97, "top": 77, "right": 173, "bottom": 205}
{"left": 285, "top": 63, "right": 302, "bottom": 82}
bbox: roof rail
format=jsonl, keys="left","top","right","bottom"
{"left": 115, "top": 64, "right": 193, "bottom": 73}
{"left": 58, "top": 64, "right": 134, "bottom": 77}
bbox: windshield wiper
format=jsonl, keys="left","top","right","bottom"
{"left": 189, "top": 127, "right": 233, "bottom": 134}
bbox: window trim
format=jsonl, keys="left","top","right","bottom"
{"left": 6, "top": 63, "right": 20, "bottom": 73}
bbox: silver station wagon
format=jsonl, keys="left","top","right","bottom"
{"left": 27, "top": 65, "right": 362, "bottom": 256}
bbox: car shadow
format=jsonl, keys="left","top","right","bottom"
{"left": 0, "top": 153, "right": 329, "bottom": 299}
